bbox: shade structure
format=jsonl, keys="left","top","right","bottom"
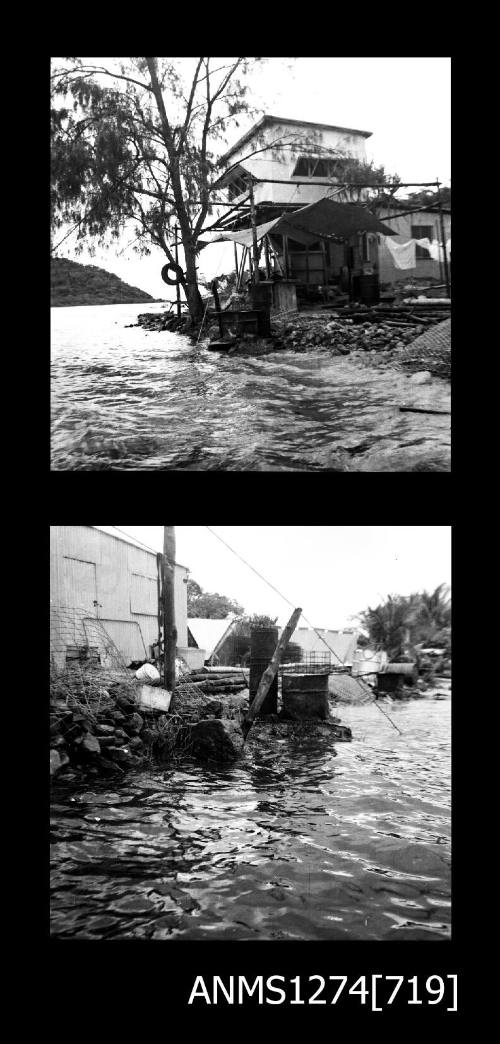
{"left": 200, "top": 198, "right": 397, "bottom": 248}
{"left": 199, "top": 217, "right": 280, "bottom": 249}
{"left": 273, "top": 198, "right": 398, "bottom": 240}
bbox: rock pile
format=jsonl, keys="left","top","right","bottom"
{"left": 49, "top": 676, "right": 191, "bottom": 783}
{"left": 271, "top": 312, "right": 428, "bottom": 356}
{"left": 50, "top": 664, "right": 355, "bottom": 780}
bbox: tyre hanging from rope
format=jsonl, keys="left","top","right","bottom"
{"left": 161, "top": 261, "right": 184, "bottom": 286}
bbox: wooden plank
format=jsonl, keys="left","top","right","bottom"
{"left": 242, "top": 607, "right": 302, "bottom": 741}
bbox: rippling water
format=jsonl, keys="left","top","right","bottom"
{"left": 51, "top": 304, "right": 451, "bottom": 471}
{"left": 50, "top": 699, "right": 451, "bottom": 940}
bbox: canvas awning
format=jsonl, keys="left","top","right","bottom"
{"left": 199, "top": 217, "right": 281, "bottom": 249}
{"left": 200, "top": 198, "right": 397, "bottom": 249}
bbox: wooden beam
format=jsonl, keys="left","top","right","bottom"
{"left": 242, "top": 607, "right": 302, "bottom": 741}
{"left": 248, "top": 181, "right": 260, "bottom": 282}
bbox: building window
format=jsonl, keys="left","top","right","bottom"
{"left": 292, "top": 156, "right": 339, "bottom": 178}
{"left": 412, "top": 224, "right": 434, "bottom": 259}
{"left": 227, "top": 175, "right": 249, "bottom": 200}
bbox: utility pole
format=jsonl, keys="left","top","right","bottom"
{"left": 248, "top": 180, "right": 260, "bottom": 283}
{"left": 162, "top": 526, "right": 177, "bottom": 691}
{"left": 436, "top": 180, "right": 451, "bottom": 297}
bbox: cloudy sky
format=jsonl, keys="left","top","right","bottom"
{"left": 96, "top": 525, "right": 451, "bottom": 629}
{"left": 58, "top": 57, "right": 451, "bottom": 299}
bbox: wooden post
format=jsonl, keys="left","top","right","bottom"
{"left": 211, "top": 279, "right": 224, "bottom": 338}
{"left": 162, "top": 526, "right": 177, "bottom": 692}
{"left": 264, "top": 236, "right": 271, "bottom": 279}
{"left": 242, "top": 607, "right": 302, "bottom": 741}
{"left": 283, "top": 234, "right": 290, "bottom": 279}
{"left": 434, "top": 219, "right": 444, "bottom": 285}
{"left": 233, "top": 242, "right": 239, "bottom": 287}
{"left": 174, "top": 226, "right": 181, "bottom": 318}
{"left": 248, "top": 180, "right": 260, "bottom": 283}
{"left": 321, "top": 240, "right": 328, "bottom": 302}
{"left": 156, "top": 552, "right": 162, "bottom": 663}
{"left": 436, "top": 180, "right": 450, "bottom": 296}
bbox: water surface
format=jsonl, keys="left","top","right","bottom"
{"left": 51, "top": 304, "right": 450, "bottom": 471}
{"left": 50, "top": 698, "right": 451, "bottom": 940}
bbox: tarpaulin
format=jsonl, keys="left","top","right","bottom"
{"left": 271, "top": 197, "right": 398, "bottom": 240}
{"left": 199, "top": 217, "right": 281, "bottom": 249}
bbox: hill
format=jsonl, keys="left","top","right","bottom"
{"left": 51, "top": 257, "right": 158, "bottom": 306}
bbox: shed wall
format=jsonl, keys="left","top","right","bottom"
{"left": 50, "top": 526, "right": 188, "bottom": 663}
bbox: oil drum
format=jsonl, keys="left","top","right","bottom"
{"left": 281, "top": 672, "right": 330, "bottom": 720}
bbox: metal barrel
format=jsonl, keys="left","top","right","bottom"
{"left": 359, "top": 273, "right": 380, "bottom": 304}
{"left": 249, "top": 626, "right": 278, "bottom": 714}
{"left": 281, "top": 671, "right": 330, "bottom": 720}
{"left": 249, "top": 283, "right": 272, "bottom": 336}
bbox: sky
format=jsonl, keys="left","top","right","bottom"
{"left": 57, "top": 57, "right": 451, "bottom": 299}
{"left": 95, "top": 526, "right": 451, "bottom": 630}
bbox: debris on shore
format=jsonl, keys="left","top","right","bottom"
{"left": 50, "top": 660, "right": 354, "bottom": 783}
{"left": 131, "top": 304, "right": 450, "bottom": 380}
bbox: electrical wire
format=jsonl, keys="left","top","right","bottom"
{"left": 203, "top": 525, "right": 403, "bottom": 733}
{"left": 107, "top": 526, "right": 160, "bottom": 555}
{"left": 204, "top": 526, "right": 344, "bottom": 665}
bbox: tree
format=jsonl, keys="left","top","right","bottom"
{"left": 406, "top": 186, "right": 451, "bottom": 209}
{"left": 330, "top": 157, "right": 401, "bottom": 208}
{"left": 232, "top": 613, "right": 278, "bottom": 637}
{"left": 413, "top": 584, "right": 451, "bottom": 651}
{"left": 51, "top": 57, "right": 265, "bottom": 322}
{"left": 358, "top": 593, "right": 421, "bottom": 660}
{"left": 187, "top": 578, "right": 244, "bottom": 619}
{"left": 358, "top": 586, "right": 451, "bottom": 660}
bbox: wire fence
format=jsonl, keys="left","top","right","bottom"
{"left": 50, "top": 605, "right": 135, "bottom": 709}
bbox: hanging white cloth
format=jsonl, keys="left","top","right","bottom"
{"left": 382, "top": 235, "right": 451, "bottom": 268}
{"left": 383, "top": 236, "right": 416, "bottom": 270}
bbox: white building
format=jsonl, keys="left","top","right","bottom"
{"left": 50, "top": 525, "right": 193, "bottom": 668}
{"left": 218, "top": 115, "right": 372, "bottom": 210}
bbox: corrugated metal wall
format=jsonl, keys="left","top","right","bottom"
{"left": 50, "top": 526, "right": 188, "bottom": 664}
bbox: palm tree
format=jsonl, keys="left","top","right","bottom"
{"left": 415, "top": 584, "right": 451, "bottom": 643}
{"left": 359, "top": 593, "right": 421, "bottom": 660}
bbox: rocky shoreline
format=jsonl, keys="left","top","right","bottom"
{"left": 50, "top": 663, "right": 353, "bottom": 785}
{"left": 133, "top": 307, "right": 450, "bottom": 380}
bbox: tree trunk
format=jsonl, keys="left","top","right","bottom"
{"left": 182, "top": 240, "right": 204, "bottom": 323}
